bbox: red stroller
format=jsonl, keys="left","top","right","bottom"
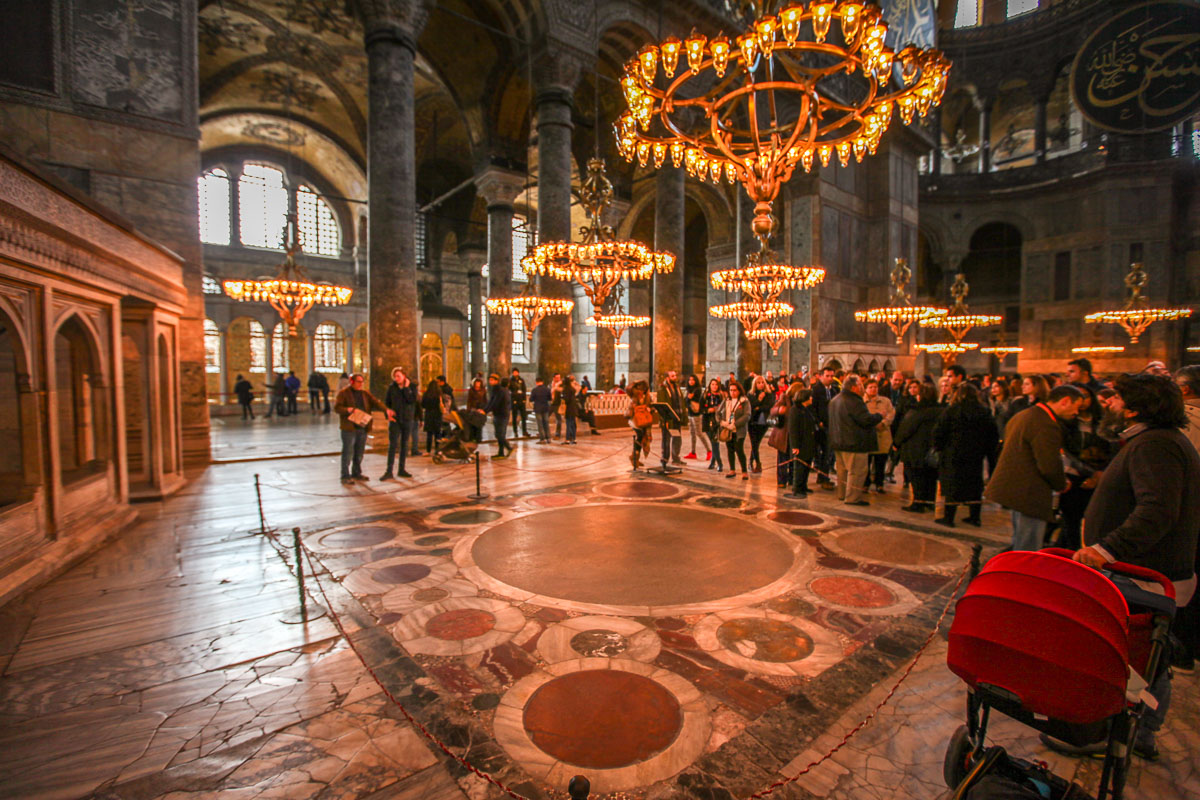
{"left": 943, "top": 549, "right": 1176, "bottom": 800}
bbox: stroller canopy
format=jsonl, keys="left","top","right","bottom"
{"left": 947, "top": 551, "right": 1132, "bottom": 724}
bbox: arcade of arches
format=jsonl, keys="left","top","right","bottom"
{"left": 0, "top": 1, "right": 1198, "bottom": 799}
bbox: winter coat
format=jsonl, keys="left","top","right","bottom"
{"left": 485, "top": 385, "right": 512, "bottom": 422}
{"left": 421, "top": 385, "right": 444, "bottom": 432}
{"left": 658, "top": 379, "right": 685, "bottom": 428}
{"left": 234, "top": 378, "right": 254, "bottom": 403}
{"left": 384, "top": 381, "right": 418, "bottom": 424}
{"left": 893, "top": 401, "right": 942, "bottom": 465}
{"left": 984, "top": 403, "right": 1067, "bottom": 521}
{"left": 865, "top": 395, "right": 895, "bottom": 454}
{"left": 811, "top": 381, "right": 839, "bottom": 426}
{"left": 719, "top": 396, "right": 750, "bottom": 439}
{"left": 786, "top": 403, "right": 818, "bottom": 462}
{"left": 933, "top": 401, "right": 998, "bottom": 502}
{"left": 333, "top": 386, "right": 386, "bottom": 432}
{"left": 828, "top": 391, "right": 883, "bottom": 453}
{"left": 530, "top": 384, "right": 552, "bottom": 414}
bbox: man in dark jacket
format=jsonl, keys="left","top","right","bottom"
{"left": 1049, "top": 374, "right": 1199, "bottom": 761}
{"left": 827, "top": 375, "right": 883, "bottom": 505}
{"left": 510, "top": 368, "right": 528, "bottom": 438}
{"left": 307, "top": 371, "right": 323, "bottom": 414}
{"left": 486, "top": 373, "right": 513, "bottom": 458}
{"left": 984, "top": 384, "right": 1083, "bottom": 550}
{"left": 530, "top": 376, "right": 552, "bottom": 443}
{"left": 334, "top": 373, "right": 393, "bottom": 484}
{"left": 284, "top": 370, "right": 301, "bottom": 415}
{"left": 658, "top": 370, "right": 686, "bottom": 465}
{"left": 786, "top": 388, "right": 817, "bottom": 497}
{"left": 381, "top": 367, "right": 417, "bottom": 480}
{"left": 811, "top": 367, "right": 840, "bottom": 487}
{"left": 234, "top": 374, "right": 255, "bottom": 419}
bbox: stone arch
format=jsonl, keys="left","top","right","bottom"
{"left": 420, "top": 331, "right": 444, "bottom": 390}
{"left": 0, "top": 304, "right": 34, "bottom": 506}
{"left": 54, "top": 314, "right": 110, "bottom": 480}
{"left": 960, "top": 222, "right": 1024, "bottom": 303}
{"left": 852, "top": 357, "right": 866, "bottom": 374}
{"left": 447, "top": 333, "right": 465, "bottom": 391}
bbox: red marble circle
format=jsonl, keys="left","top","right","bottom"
{"left": 530, "top": 493, "right": 577, "bottom": 508}
{"left": 523, "top": 671, "right": 681, "bottom": 769}
{"left": 600, "top": 481, "right": 678, "bottom": 499}
{"left": 768, "top": 511, "right": 826, "bottom": 527}
{"left": 810, "top": 576, "right": 896, "bottom": 609}
{"left": 374, "top": 563, "right": 433, "bottom": 585}
{"left": 318, "top": 527, "right": 395, "bottom": 548}
{"left": 426, "top": 608, "right": 496, "bottom": 640}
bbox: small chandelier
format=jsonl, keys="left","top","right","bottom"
{"left": 485, "top": 287, "right": 574, "bottom": 334}
{"left": 1084, "top": 262, "right": 1192, "bottom": 343}
{"left": 855, "top": 258, "right": 946, "bottom": 343}
{"left": 521, "top": 158, "right": 674, "bottom": 309}
{"left": 711, "top": 299, "right": 795, "bottom": 334}
{"left": 618, "top": 0, "right": 949, "bottom": 250}
{"left": 1071, "top": 346, "right": 1125, "bottom": 355}
{"left": 980, "top": 328, "right": 1021, "bottom": 358}
{"left": 587, "top": 313, "right": 651, "bottom": 345}
{"left": 747, "top": 324, "right": 807, "bottom": 354}
{"left": 916, "top": 341, "right": 978, "bottom": 364}
{"left": 920, "top": 273, "right": 1000, "bottom": 345}
{"left": 711, "top": 261, "right": 825, "bottom": 302}
{"left": 223, "top": 213, "right": 352, "bottom": 335}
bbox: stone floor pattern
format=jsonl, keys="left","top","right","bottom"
{"left": 1, "top": 425, "right": 1196, "bottom": 800}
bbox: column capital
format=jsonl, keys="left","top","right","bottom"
{"left": 474, "top": 167, "right": 526, "bottom": 209}
{"left": 531, "top": 41, "right": 587, "bottom": 99}
{"left": 354, "top": 0, "right": 431, "bottom": 47}
{"left": 457, "top": 243, "right": 487, "bottom": 273}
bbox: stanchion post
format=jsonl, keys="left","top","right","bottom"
{"left": 254, "top": 473, "right": 269, "bottom": 535}
{"left": 468, "top": 451, "right": 488, "bottom": 501}
{"left": 568, "top": 775, "right": 590, "bottom": 799}
{"left": 294, "top": 527, "right": 307, "bottom": 623}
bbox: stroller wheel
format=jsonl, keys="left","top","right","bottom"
{"left": 943, "top": 724, "right": 973, "bottom": 789}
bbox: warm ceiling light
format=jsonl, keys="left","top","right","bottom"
{"left": 710, "top": 300, "right": 795, "bottom": 334}
{"left": 1083, "top": 263, "right": 1192, "bottom": 343}
{"left": 1071, "top": 346, "right": 1125, "bottom": 354}
{"left": 920, "top": 273, "right": 1001, "bottom": 344}
{"left": 855, "top": 258, "right": 947, "bottom": 343}
{"left": 485, "top": 294, "right": 574, "bottom": 334}
{"left": 746, "top": 325, "right": 807, "bottom": 354}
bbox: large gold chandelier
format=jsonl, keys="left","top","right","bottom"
{"left": 747, "top": 324, "right": 807, "bottom": 354}
{"left": 919, "top": 272, "right": 1000, "bottom": 347}
{"left": 1084, "top": 262, "right": 1192, "bottom": 344}
{"left": 617, "top": 0, "right": 949, "bottom": 246}
{"left": 223, "top": 214, "right": 352, "bottom": 335}
{"left": 710, "top": 299, "right": 795, "bottom": 333}
{"left": 521, "top": 158, "right": 674, "bottom": 310}
{"left": 855, "top": 258, "right": 946, "bottom": 343}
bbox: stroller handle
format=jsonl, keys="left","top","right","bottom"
{"left": 1041, "top": 547, "right": 1176, "bottom": 599}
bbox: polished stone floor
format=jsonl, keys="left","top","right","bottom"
{"left": 1, "top": 429, "right": 1196, "bottom": 799}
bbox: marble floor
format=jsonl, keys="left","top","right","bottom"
{"left": 1, "top": 429, "right": 1195, "bottom": 800}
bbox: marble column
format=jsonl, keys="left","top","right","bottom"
{"left": 931, "top": 106, "right": 943, "bottom": 176}
{"left": 458, "top": 243, "right": 486, "bottom": 381}
{"left": 363, "top": 5, "right": 429, "bottom": 397}
{"left": 534, "top": 83, "right": 577, "bottom": 380}
{"left": 475, "top": 168, "right": 525, "bottom": 378}
{"left": 978, "top": 98, "right": 993, "bottom": 174}
{"left": 653, "top": 166, "right": 685, "bottom": 385}
{"left": 1034, "top": 95, "right": 1049, "bottom": 165}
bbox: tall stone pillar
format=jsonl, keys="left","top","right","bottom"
{"left": 653, "top": 166, "right": 685, "bottom": 385}
{"left": 459, "top": 243, "right": 486, "bottom": 382}
{"left": 361, "top": 1, "right": 430, "bottom": 397}
{"left": 533, "top": 52, "right": 581, "bottom": 381}
{"left": 931, "top": 106, "right": 943, "bottom": 176}
{"left": 978, "top": 98, "right": 993, "bottom": 174}
{"left": 476, "top": 168, "right": 525, "bottom": 377}
{"left": 1034, "top": 96, "right": 1049, "bottom": 165}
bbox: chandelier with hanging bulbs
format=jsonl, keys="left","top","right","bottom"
{"left": 855, "top": 258, "right": 946, "bottom": 343}
{"left": 1083, "top": 262, "right": 1192, "bottom": 344}
{"left": 616, "top": 0, "right": 949, "bottom": 248}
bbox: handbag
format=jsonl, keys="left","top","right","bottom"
{"left": 768, "top": 425, "right": 788, "bottom": 452}
{"left": 689, "top": 400, "right": 701, "bottom": 414}
{"left": 718, "top": 426, "right": 732, "bottom": 442}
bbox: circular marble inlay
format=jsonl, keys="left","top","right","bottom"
{"left": 380, "top": 578, "right": 478, "bottom": 616}
{"left": 441, "top": 509, "right": 502, "bottom": 526}
{"left": 318, "top": 527, "right": 395, "bottom": 549}
{"left": 810, "top": 575, "right": 896, "bottom": 609}
{"left": 415, "top": 535, "right": 449, "bottom": 546}
{"left": 427, "top": 608, "right": 496, "bottom": 640}
{"left": 715, "top": 618, "right": 814, "bottom": 662}
{"left": 831, "top": 528, "right": 960, "bottom": 567}
{"left": 596, "top": 480, "right": 679, "bottom": 500}
{"left": 470, "top": 504, "right": 796, "bottom": 608}
{"left": 412, "top": 587, "right": 449, "bottom": 603}
{"left": 373, "top": 563, "right": 433, "bottom": 585}
{"left": 570, "top": 629, "right": 629, "bottom": 658}
{"left": 768, "top": 511, "right": 827, "bottom": 528}
{"left": 529, "top": 493, "right": 577, "bottom": 508}
{"left": 522, "top": 671, "right": 682, "bottom": 769}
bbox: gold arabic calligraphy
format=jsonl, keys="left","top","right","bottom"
{"left": 1083, "top": 13, "right": 1200, "bottom": 120}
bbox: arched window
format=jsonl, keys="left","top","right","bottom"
{"left": 248, "top": 320, "right": 267, "bottom": 373}
{"left": 271, "top": 322, "right": 290, "bottom": 372}
{"left": 1007, "top": 0, "right": 1038, "bottom": 17}
{"left": 954, "top": 0, "right": 979, "bottom": 27}
{"left": 314, "top": 322, "right": 346, "bottom": 371}
{"left": 204, "top": 319, "right": 221, "bottom": 374}
{"left": 297, "top": 185, "right": 340, "bottom": 256}
{"left": 511, "top": 315, "right": 525, "bottom": 358}
{"left": 198, "top": 169, "right": 231, "bottom": 245}
{"left": 239, "top": 163, "right": 288, "bottom": 249}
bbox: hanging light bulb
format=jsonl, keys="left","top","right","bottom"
{"left": 779, "top": 4, "right": 803, "bottom": 46}
{"left": 710, "top": 35, "right": 731, "bottom": 77}
{"left": 737, "top": 32, "right": 758, "bottom": 68}
{"left": 685, "top": 31, "right": 708, "bottom": 74}
{"left": 638, "top": 45, "right": 657, "bottom": 85}
{"left": 659, "top": 37, "right": 681, "bottom": 78}
{"left": 755, "top": 16, "right": 777, "bottom": 60}
{"left": 811, "top": 2, "right": 834, "bottom": 42}
{"left": 841, "top": 2, "right": 864, "bottom": 42}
